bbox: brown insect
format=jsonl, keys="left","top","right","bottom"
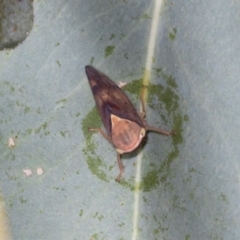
{"left": 85, "top": 65, "right": 173, "bottom": 182}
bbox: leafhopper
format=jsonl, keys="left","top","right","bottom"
{"left": 85, "top": 65, "right": 173, "bottom": 181}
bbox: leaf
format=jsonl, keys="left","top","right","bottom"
{"left": 0, "top": 1, "right": 240, "bottom": 240}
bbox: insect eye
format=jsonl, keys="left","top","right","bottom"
{"left": 140, "top": 128, "right": 146, "bottom": 138}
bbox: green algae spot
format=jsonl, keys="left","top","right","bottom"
{"left": 166, "top": 76, "right": 177, "bottom": 88}
{"left": 24, "top": 106, "right": 30, "bottom": 114}
{"left": 60, "top": 131, "right": 65, "bottom": 138}
{"left": 172, "top": 113, "right": 184, "bottom": 145}
{"left": 141, "top": 169, "right": 159, "bottom": 192}
{"left": 56, "top": 60, "right": 61, "bottom": 67}
{"left": 185, "top": 234, "right": 190, "bottom": 240}
{"left": 81, "top": 107, "right": 109, "bottom": 182}
{"left": 56, "top": 98, "right": 67, "bottom": 104}
{"left": 220, "top": 193, "right": 228, "bottom": 203}
{"left": 79, "top": 209, "right": 83, "bottom": 217}
{"left": 141, "top": 71, "right": 185, "bottom": 191}
{"left": 27, "top": 129, "right": 32, "bottom": 135}
{"left": 184, "top": 114, "right": 189, "bottom": 121}
{"left": 109, "top": 34, "right": 115, "bottom": 40}
{"left": 122, "top": 78, "right": 142, "bottom": 95}
{"left": 104, "top": 45, "right": 115, "bottom": 57}
{"left": 81, "top": 107, "right": 101, "bottom": 138}
{"left": 35, "top": 122, "right": 48, "bottom": 134}
{"left": 90, "top": 233, "right": 99, "bottom": 240}
{"left": 1, "top": 81, "right": 16, "bottom": 93}
{"left": 86, "top": 156, "right": 108, "bottom": 182}
{"left": 119, "top": 177, "right": 135, "bottom": 191}
{"left": 75, "top": 112, "right": 81, "bottom": 117}
{"left": 141, "top": 13, "right": 151, "bottom": 19}
{"left": 20, "top": 196, "right": 27, "bottom": 204}
{"left": 169, "top": 27, "right": 177, "bottom": 41}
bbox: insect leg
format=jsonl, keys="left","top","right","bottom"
{"left": 139, "top": 86, "right": 175, "bottom": 136}
{"left": 145, "top": 126, "right": 173, "bottom": 136}
{"left": 115, "top": 153, "right": 124, "bottom": 182}
{"left": 88, "top": 128, "right": 112, "bottom": 143}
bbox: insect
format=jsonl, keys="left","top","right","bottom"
{"left": 85, "top": 65, "right": 173, "bottom": 182}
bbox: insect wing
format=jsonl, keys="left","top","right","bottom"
{"left": 85, "top": 66, "right": 144, "bottom": 136}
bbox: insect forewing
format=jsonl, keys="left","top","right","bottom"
{"left": 85, "top": 66, "right": 144, "bottom": 136}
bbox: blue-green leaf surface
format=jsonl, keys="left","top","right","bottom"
{"left": 0, "top": 1, "right": 240, "bottom": 239}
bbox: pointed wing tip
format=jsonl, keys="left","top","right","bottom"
{"left": 85, "top": 65, "right": 91, "bottom": 69}
{"left": 85, "top": 65, "right": 98, "bottom": 77}
{"left": 85, "top": 65, "right": 92, "bottom": 73}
